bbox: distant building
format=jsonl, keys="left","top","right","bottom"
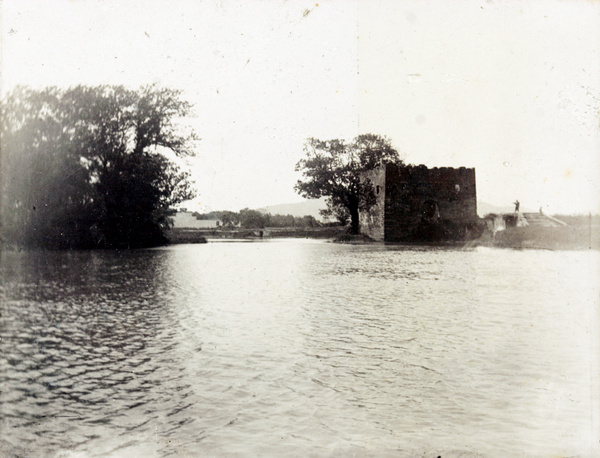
{"left": 171, "top": 212, "right": 219, "bottom": 229}
{"left": 359, "top": 163, "right": 480, "bottom": 242}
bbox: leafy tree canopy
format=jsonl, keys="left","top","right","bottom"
{"left": 238, "top": 208, "right": 270, "bottom": 229}
{"left": 294, "top": 134, "right": 401, "bottom": 234}
{"left": 1, "top": 85, "right": 198, "bottom": 249}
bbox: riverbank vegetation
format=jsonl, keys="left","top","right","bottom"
{"left": 1, "top": 85, "right": 197, "bottom": 250}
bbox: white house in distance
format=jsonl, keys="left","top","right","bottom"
{"left": 171, "top": 211, "right": 218, "bottom": 229}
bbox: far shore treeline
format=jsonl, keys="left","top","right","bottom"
{"left": 188, "top": 209, "right": 323, "bottom": 229}
{"left": 1, "top": 85, "right": 197, "bottom": 249}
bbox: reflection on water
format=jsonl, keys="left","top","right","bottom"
{"left": 1, "top": 241, "right": 598, "bottom": 456}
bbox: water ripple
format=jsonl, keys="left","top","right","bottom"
{"left": 1, "top": 244, "right": 598, "bottom": 456}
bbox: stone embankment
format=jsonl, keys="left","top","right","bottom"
{"left": 478, "top": 213, "right": 598, "bottom": 250}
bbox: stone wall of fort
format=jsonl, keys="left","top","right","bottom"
{"left": 361, "top": 163, "right": 478, "bottom": 241}
{"left": 358, "top": 165, "right": 386, "bottom": 241}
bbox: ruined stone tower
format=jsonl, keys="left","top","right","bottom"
{"left": 359, "top": 163, "right": 479, "bottom": 242}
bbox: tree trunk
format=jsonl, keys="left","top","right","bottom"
{"left": 349, "top": 201, "right": 360, "bottom": 234}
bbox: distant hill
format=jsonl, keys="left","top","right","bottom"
{"left": 257, "top": 198, "right": 328, "bottom": 220}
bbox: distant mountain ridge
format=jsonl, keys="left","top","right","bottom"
{"left": 257, "top": 198, "right": 328, "bottom": 220}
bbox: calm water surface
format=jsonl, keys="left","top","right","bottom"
{"left": 1, "top": 240, "right": 598, "bottom": 457}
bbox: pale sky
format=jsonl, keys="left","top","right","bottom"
{"left": 2, "top": 0, "right": 599, "bottom": 214}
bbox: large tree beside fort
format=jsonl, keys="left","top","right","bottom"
{"left": 295, "top": 134, "right": 401, "bottom": 234}
{"left": 0, "top": 85, "right": 197, "bottom": 249}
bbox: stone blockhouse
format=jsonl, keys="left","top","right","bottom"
{"left": 360, "top": 163, "right": 479, "bottom": 242}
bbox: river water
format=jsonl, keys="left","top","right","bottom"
{"left": 1, "top": 240, "right": 598, "bottom": 457}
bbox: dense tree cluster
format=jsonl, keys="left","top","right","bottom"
{"left": 267, "top": 213, "right": 320, "bottom": 228}
{"left": 295, "top": 134, "right": 401, "bottom": 234}
{"left": 0, "top": 85, "right": 197, "bottom": 249}
{"left": 192, "top": 210, "right": 320, "bottom": 229}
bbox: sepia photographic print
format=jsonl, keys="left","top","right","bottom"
{"left": 1, "top": 0, "right": 599, "bottom": 456}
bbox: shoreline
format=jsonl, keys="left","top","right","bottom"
{"left": 167, "top": 224, "right": 599, "bottom": 251}
{"left": 3, "top": 224, "right": 597, "bottom": 251}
